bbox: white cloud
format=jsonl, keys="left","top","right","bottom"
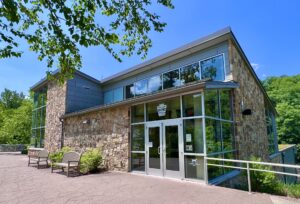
{"left": 251, "top": 63, "right": 260, "bottom": 71}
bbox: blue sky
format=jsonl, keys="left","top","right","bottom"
{"left": 1, "top": 0, "right": 300, "bottom": 95}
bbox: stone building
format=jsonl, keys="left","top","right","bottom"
{"left": 30, "top": 27, "right": 281, "bottom": 183}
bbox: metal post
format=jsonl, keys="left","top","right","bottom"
{"left": 204, "top": 157, "right": 208, "bottom": 184}
{"left": 246, "top": 162, "right": 251, "bottom": 193}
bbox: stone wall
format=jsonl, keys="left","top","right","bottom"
{"left": 45, "top": 81, "right": 67, "bottom": 152}
{"left": 229, "top": 40, "right": 270, "bottom": 161}
{"left": 63, "top": 106, "right": 130, "bottom": 171}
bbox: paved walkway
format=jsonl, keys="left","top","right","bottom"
{"left": 0, "top": 154, "right": 299, "bottom": 204}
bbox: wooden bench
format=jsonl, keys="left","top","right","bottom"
{"left": 28, "top": 149, "right": 49, "bottom": 169}
{"left": 51, "top": 151, "right": 81, "bottom": 177}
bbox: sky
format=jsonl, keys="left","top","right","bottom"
{"left": 1, "top": 0, "right": 300, "bottom": 95}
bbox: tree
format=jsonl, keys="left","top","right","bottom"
{"left": 263, "top": 74, "right": 300, "bottom": 161}
{"left": 0, "top": 0, "right": 174, "bottom": 83}
{"left": 0, "top": 89, "right": 32, "bottom": 144}
{"left": 0, "top": 88, "right": 25, "bottom": 109}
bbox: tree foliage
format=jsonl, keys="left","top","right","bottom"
{"left": 0, "top": 0, "right": 174, "bottom": 83}
{"left": 263, "top": 74, "right": 300, "bottom": 161}
{"left": 0, "top": 89, "right": 32, "bottom": 144}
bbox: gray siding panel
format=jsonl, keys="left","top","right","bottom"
{"left": 66, "top": 74, "right": 102, "bottom": 113}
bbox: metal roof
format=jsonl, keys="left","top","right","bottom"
{"left": 30, "top": 69, "right": 101, "bottom": 92}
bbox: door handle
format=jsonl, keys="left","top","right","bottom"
{"left": 158, "top": 147, "right": 160, "bottom": 155}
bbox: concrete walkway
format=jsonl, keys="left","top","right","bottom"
{"left": 0, "top": 154, "right": 298, "bottom": 204}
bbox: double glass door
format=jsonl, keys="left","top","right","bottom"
{"left": 146, "top": 120, "right": 183, "bottom": 178}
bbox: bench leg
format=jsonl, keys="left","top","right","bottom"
{"left": 67, "top": 168, "right": 69, "bottom": 177}
{"left": 28, "top": 157, "right": 30, "bottom": 166}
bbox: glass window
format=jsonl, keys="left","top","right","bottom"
{"left": 223, "top": 152, "right": 235, "bottom": 174}
{"left": 131, "top": 124, "right": 145, "bottom": 151}
{"left": 146, "top": 97, "right": 181, "bottom": 121}
{"left": 135, "top": 79, "right": 148, "bottom": 96}
{"left": 182, "top": 93, "right": 202, "bottom": 117}
{"left": 163, "top": 69, "right": 180, "bottom": 89}
{"left": 220, "top": 90, "right": 232, "bottom": 120}
{"left": 181, "top": 62, "right": 200, "bottom": 84}
{"left": 205, "top": 90, "right": 219, "bottom": 118}
{"left": 266, "top": 110, "right": 276, "bottom": 154}
{"left": 131, "top": 153, "right": 145, "bottom": 171}
{"left": 104, "top": 90, "right": 113, "bottom": 104}
{"left": 184, "top": 156, "right": 204, "bottom": 180}
{"left": 206, "top": 119, "right": 222, "bottom": 153}
{"left": 125, "top": 84, "right": 135, "bottom": 99}
{"left": 207, "top": 154, "right": 224, "bottom": 180}
{"left": 222, "top": 122, "right": 234, "bottom": 151}
{"left": 183, "top": 119, "right": 203, "bottom": 153}
{"left": 148, "top": 75, "right": 162, "bottom": 93}
{"left": 201, "top": 55, "right": 225, "bottom": 81}
{"left": 114, "top": 87, "right": 123, "bottom": 102}
{"left": 131, "top": 104, "right": 144, "bottom": 123}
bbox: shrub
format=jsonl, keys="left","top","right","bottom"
{"left": 249, "top": 157, "right": 300, "bottom": 198}
{"left": 249, "top": 156, "right": 281, "bottom": 194}
{"left": 80, "top": 148, "right": 102, "bottom": 174}
{"left": 284, "top": 184, "right": 300, "bottom": 198}
{"left": 49, "top": 146, "right": 73, "bottom": 163}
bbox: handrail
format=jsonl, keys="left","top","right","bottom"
{"left": 206, "top": 157, "right": 300, "bottom": 169}
{"left": 204, "top": 157, "right": 300, "bottom": 193}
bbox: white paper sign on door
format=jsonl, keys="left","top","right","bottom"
{"left": 186, "top": 134, "right": 192, "bottom": 142}
{"left": 148, "top": 142, "right": 153, "bottom": 148}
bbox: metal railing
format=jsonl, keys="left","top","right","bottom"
{"left": 204, "top": 157, "right": 300, "bottom": 193}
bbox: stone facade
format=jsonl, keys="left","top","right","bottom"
{"left": 63, "top": 106, "right": 130, "bottom": 171}
{"left": 228, "top": 40, "right": 270, "bottom": 161}
{"left": 44, "top": 81, "right": 67, "bottom": 152}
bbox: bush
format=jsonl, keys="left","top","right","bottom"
{"left": 249, "top": 157, "right": 300, "bottom": 198}
{"left": 284, "top": 184, "right": 300, "bottom": 198}
{"left": 80, "top": 148, "right": 102, "bottom": 174}
{"left": 250, "top": 157, "right": 281, "bottom": 194}
{"left": 49, "top": 146, "right": 73, "bottom": 163}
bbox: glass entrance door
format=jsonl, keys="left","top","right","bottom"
{"left": 146, "top": 120, "right": 183, "bottom": 178}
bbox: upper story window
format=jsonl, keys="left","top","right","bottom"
{"left": 119, "top": 54, "right": 225, "bottom": 103}
{"left": 201, "top": 54, "right": 225, "bottom": 81}
{"left": 163, "top": 69, "right": 180, "bottom": 89}
{"left": 181, "top": 62, "right": 201, "bottom": 84}
{"left": 104, "top": 87, "right": 124, "bottom": 105}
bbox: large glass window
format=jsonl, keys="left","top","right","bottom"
{"left": 206, "top": 119, "right": 222, "bottom": 153}
{"left": 131, "top": 104, "right": 144, "bottom": 123}
{"left": 222, "top": 122, "right": 234, "bottom": 151}
{"left": 131, "top": 125, "right": 145, "bottom": 151}
{"left": 114, "top": 87, "right": 123, "bottom": 102}
{"left": 181, "top": 62, "right": 201, "bottom": 84}
{"left": 205, "top": 90, "right": 219, "bottom": 118}
{"left": 163, "top": 69, "right": 180, "bottom": 89}
{"left": 146, "top": 97, "right": 181, "bottom": 121}
{"left": 31, "top": 90, "right": 47, "bottom": 148}
{"left": 183, "top": 119, "right": 203, "bottom": 153}
{"left": 131, "top": 153, "right": 145, "bottom": 171}
{"left": 201, "top": 55, "right": 225, "bottom": 81}
{"left": 266, "top": 109, "right": 277, "bottom": 155}
{"left": 220, "top": 90, "right": 232, "bottom": 120}
{"left": 104, "top": 87, "right": 124, "bottom": 104}
{"left": 135, "top": 79, "right": 148, "bottom": 96}
{"left": 125, "top": 84, "right": 135, "bottom": 99}
{"left": 182, "top": 93, "right": 202, "bottom": 117}
{"left": 148, "top": 75, "right": 162, "bottom": 93}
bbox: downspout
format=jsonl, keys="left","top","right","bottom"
{"left": 59, "top": 117, "right": 64, "bottom": 149}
